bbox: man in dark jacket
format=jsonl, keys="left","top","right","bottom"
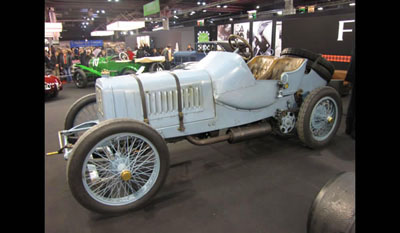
{"left": 345, "top": 46, "right": 355, "bottom": 139}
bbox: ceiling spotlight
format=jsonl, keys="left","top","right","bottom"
{"left": 197, "top": 1, "right": 201, "bottom": 5}
{"left": 174, "top": 15, "right": 179, "bottom": 19}
{"left": 229, "top": 18, "right": 233, "bottom": 21}
{"left": 96, "top": 10, "right": 99, "bottom": 13}
{"left": 101, "top": 10, "right": 105, "bottom": 13}
{"left": 256, "top": 5, "right": 260, "bottom": 9}
{"left": 173, "top": 21, "right": 176, "bottom": 24}
{"left": 216, "top": 5, "right": 221, "bottom": 8}
{"left": 202, "top": 2, "right": 206, "bottom": 5}
{"left": 202, "top": 9, "right": 207, "bottom": 13}
{"left": 173, "top": 10, "right": 177, "bottom": 14}
{"left": 349, "top": 2, "right": 355, "bottom": 6}
{"left": 277, "top": 11, "right": 282, "bottom": 15}
{"left": 317, "top": 7, "right": 323, "bottom": 10}
{"left": 190, "top": 11, "right": 196, "bottom": 15}
{"left": 108, "top": 0, "right": 111, "bottom": 2}
{"left": 115, "top": 0, "right": 119, "bottom": 2}
{"left": 91, "top": 17, "right": 94, "bottom": 20}
{"left": 223, "top": 5, "right": 228, "bottom": 8}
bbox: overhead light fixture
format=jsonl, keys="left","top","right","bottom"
{"left": 229, "top": 18, "right": 233, "bottom": 21}
{"left": 91, "top": 17, "right": 94, "bottom": 20}
{"left": 349, "top": 2, "right": 355, "bottom": 6}
{"left": 91, "top": 30, "right": 114, "bottom": 36}
{"left": 197, "top": 1, "right": 201, "bottom": 5}
{"left": 202, "top": 2, "right": 206, "bottom": 5}
{"left": 203, "top": 9, "right": 207, "bottom": 13}
{"left": 317, "top": 7, "right": 323, "bottom": 10}
{"left": 173, "top": 10, "right": 177, "bottom": 14}
{"left": 256, "top": 5, "right": 260, "bottom": 9}
{"left": 101, "top": 10, "right": 105, "bottom": 13}
{"left": 190, "top": 11, "right": 196, "bottom": 15}
{"left": 216, "top": 5, "right": 221, "bottom": 8}
{"left": 174, "top": 15, "right": 179, "bottom": 19}
{"left": 277, "top": 10, "right": 283, "bottom": 15}
{"left": 223, "top": 5, "right": 228, "bottom": 8}
{"left": 106, "top": 21, "right": 146, "bottom": 31}
{"left": 115, "top": 0, "right": 119, "bottom": 2}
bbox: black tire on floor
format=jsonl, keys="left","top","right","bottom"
{"left": 64, "top": 93, "right": 97, "bottom": 130}
{"left": 122, "top": 69, "right": 136, "bottom": 75}
{"left": 66, "top": 118, "right": 170, "bottom": 215}
{"left": 149, "top": 62, "right": 164, "bottom": 73}
{"left": 281, "top": 48, "right": 335, "bottom": 75}
{"left": 73, "top": 69, "right": 88, "bottom": 88}
{"left": 296, "top": 86, "right": 342, "bottom": 148}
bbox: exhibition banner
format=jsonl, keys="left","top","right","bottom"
{"left": 70, "top": 40, "right": 104, "bottom": 48}
{"left": 233, "top": 22, "right": 250, "bottom": 41}
{"left": 143, "top": 0, "right": 160, "bottom": 16}
{"left": 217, "top": 24, "right": 231, "bottom": 41}
{"left": 252, "top": 20, "right": 273, "bottom": 56}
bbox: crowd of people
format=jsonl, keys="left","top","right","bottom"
{"left": 45, "top": 43, "right": 195, "bottom": 81}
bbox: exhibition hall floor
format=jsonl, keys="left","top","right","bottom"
{"left": 45, "top": 83, "right": 355, "bottom": 233}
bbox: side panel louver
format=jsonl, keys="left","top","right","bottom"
{"left": 145, "top": 86, "right": 202, "bottom": 116}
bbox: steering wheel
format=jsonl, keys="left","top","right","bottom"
{"left": 119, "top": 52, "right": 129, "bottom": 61}
{"left": 228, "top": 34, "right": 254, "bottom": 61}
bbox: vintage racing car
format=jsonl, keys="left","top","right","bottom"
{"left": 45, "top": 74, "right": 63, "bottom": 98}
{"left": 54, "top": 35, "right": 342, "bottom": 215}
{"left": 73, "top": 52, "right": 165, "bottom": 88}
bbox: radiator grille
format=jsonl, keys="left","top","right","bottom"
{"left": 145, "top": 86, "right": 202, "bottom": 115}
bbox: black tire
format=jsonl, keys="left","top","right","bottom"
{"left": 281, "top": 48, "right": 335, "bottom": 75}
{"left": 296, "top": 86, "right": 342, "bottom": 148}
{"left": 122, "top": 69, "right": 136, "bottom": 75}
{"left": 66, "top": 118, "right": 170, "bottom": 215}
{"left": 73, "top": 69, "right": 88, "bottom": 88}
{"left": 305, "top": 61, "right": 333, "bottom": 82}
{"left": 64, "top": 93, "right": 97, "bottom": 130}
{"left": 149, "top": 62, "right": 164, "bottom": 73}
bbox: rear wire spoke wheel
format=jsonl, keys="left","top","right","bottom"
{"left": 67, "top": 119, "right": 169, "bottom": 215}
{"left": 296, "top": 86, "right": 342, "bottom": 148}
{"left": 64, "top": 93, "right": 97, "bottom": 130}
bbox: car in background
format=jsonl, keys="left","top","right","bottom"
{"left": 73, "top": 53, "right": 165, "bottom": 88}
{"left": 45, "top": 75, "right": 63, "bottom": 98}
{"left": 172, "top": 40, "right": 249, "bottom": 69}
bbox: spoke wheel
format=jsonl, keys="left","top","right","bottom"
{"left": 82, "top": 133, "right": 160, "bottom": 206}
{"left": 67, "top": 119, "right": 169, "bottom": 215}
{"left": 296, "top": 86, "right": 342, "bottom": 148}
{"left": 64, "top": 93, "right": 97, "bottom": 130}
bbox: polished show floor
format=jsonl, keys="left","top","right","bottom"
{"left": 45, "top": 83, "right": 355, "bottom": 233}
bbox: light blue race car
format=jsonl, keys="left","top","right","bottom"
{"left": 57, "top": 35, "right": 342, "bottom": 215}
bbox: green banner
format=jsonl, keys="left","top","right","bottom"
{"left": 143, "top": 0, "right": 160, "bottom": 16}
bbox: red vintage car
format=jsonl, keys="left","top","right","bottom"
{"left": 45, "top": 75, "right": 63, "bottom": 98}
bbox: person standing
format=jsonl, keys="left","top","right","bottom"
{"left": 345, "top": 46, "right": 355, "bottom": 139}
{"left": 61, "top": 49, "right": 73, "bottom": 83}
{"left": 187, "top": 44, "right": 194, "bottom": 51}
{"left": 126, "top": 47, "right": 135, "bottom": 60}
{"left": 161, "top": 45, "right": 172, "bottom": 70}
{"left": 51, "top": 50, "right": 60, "bottom": 78}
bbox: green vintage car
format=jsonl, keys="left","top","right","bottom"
{"left": 73, "top": 53, "right": 165, "bottom": 88}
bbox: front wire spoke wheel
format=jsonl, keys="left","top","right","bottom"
{"left": 82, "top": 133, "right": 160, "bottom": 206}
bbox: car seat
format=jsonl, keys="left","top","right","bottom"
{"left": 247, "top": 56, "right": 305, "bottom": 80}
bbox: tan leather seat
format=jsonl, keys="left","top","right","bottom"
{"left": 248, "top": 56, "right": 305, "bottom": 80}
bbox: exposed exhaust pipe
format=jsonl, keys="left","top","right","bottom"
{"left": 186, "top": 122, "right": 272, "bottom": 146}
